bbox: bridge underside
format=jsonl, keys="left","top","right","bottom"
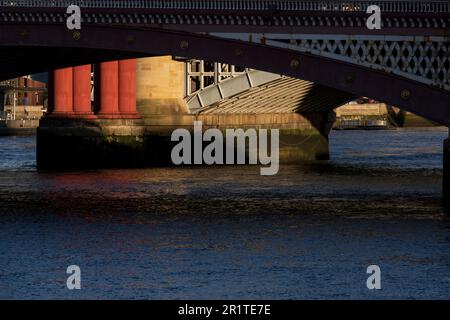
{"left": 0, "top": 47, "right": 146, "bottom": 81}
{"left": 195, "top": 77, "right": 355, "bottom": 115}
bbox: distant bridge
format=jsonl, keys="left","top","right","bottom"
{"left": 0, "top": 0, "right": 449, "bottom": 123}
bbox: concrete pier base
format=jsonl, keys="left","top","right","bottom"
{"left": 197, "top": 112, "right": 335, "bottom": 162}
{"left": 37, "top": 118, "right": 146, "bottom": 169}
{"left": 443, "top": 138, "right": 450, "bottom": 208}
{"left": 37, "top": 112, "right": 334, "bottom": 170}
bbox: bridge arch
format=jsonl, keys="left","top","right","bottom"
{"left": 0, "top": 24, "right": 449, "bottom": 124}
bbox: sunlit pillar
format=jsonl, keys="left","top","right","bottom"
{"left": 118, "top": 59, "right": 139, "bottom": 118}
{"left": 96, "top": 61, "right": 120, "bottom": 117}
{"left": 73, "top": 65, "right": 93, "bottom": 117}
{"left": 52, "top": 67, "right": 73, "bottom": 115}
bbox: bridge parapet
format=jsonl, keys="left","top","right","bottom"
{"left": 1, "top": 0, "right": 448, "bottom": 34}
{"left": 1, "top": 4, "right": 448, "bottom": 34}
{"left": 2, "top": 0, "right": 450, "bottom": 13}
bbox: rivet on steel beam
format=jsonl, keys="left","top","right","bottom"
{"left": 345, "top": 74, "right": 354, "bottom": 83}
{"left": 180, "top": 41, "right": 189, "bottom": 49}
{"left": 72, "top": 31, "right": 81, "bottom": 40}
{"left": 400, "top": 89, "right": 411, "bottom": 100}
{"left": 290, "top": 59, "right": 300, "bottom": 70}
{"left": 127, "top": 35, "right": 136, "bottom": 44}
{"left": 20, "top": 30, "right": 29, "bottom": 38}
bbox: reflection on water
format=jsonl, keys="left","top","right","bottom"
{"left": 0, "top": 128, "right": 450, "bottom": 299}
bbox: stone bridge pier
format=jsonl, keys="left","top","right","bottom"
{"left": 136, "top": 56, "right": 336, "bottom": 164}
{"left": 37, "top": 56, "right": 337, "bottom": 169}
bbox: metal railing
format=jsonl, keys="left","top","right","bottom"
{"left": 1, "top": 0, "right": 449, "bottom": 13}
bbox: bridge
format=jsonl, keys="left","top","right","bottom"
{"left": 1, "top": 0, "right": 450, "bottom": 203}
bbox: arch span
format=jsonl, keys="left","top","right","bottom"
{"left": 0, "top": 24, "right": 449, "bottom": 124}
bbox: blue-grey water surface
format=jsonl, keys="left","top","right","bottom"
{"left": 0, "top": 128, "right": 450, "bottom": 299}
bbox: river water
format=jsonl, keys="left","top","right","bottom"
{"left": 0, "top": 128, "right": 450, "bottom": 299}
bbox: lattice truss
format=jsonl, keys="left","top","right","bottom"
{"left": 266, "top": 36, "right": 450, "bottom": 90}
{"left": 185, "top": 60, "right": 249, "bottom": 96}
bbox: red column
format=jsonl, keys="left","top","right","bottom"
{"left": 96, "top": 61, "right": 120, "bottom": 118}
{"left": 52, "top": 67, "right": 74, "bottom": 115}
{"left": 118, "top": 59, "right": 139, "bottom": 118}
{"left": 47, "top": 71, "right": 54, "bottom": 114}
{"left": 73, "top": 65, "right": 94, "bottom": 117}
